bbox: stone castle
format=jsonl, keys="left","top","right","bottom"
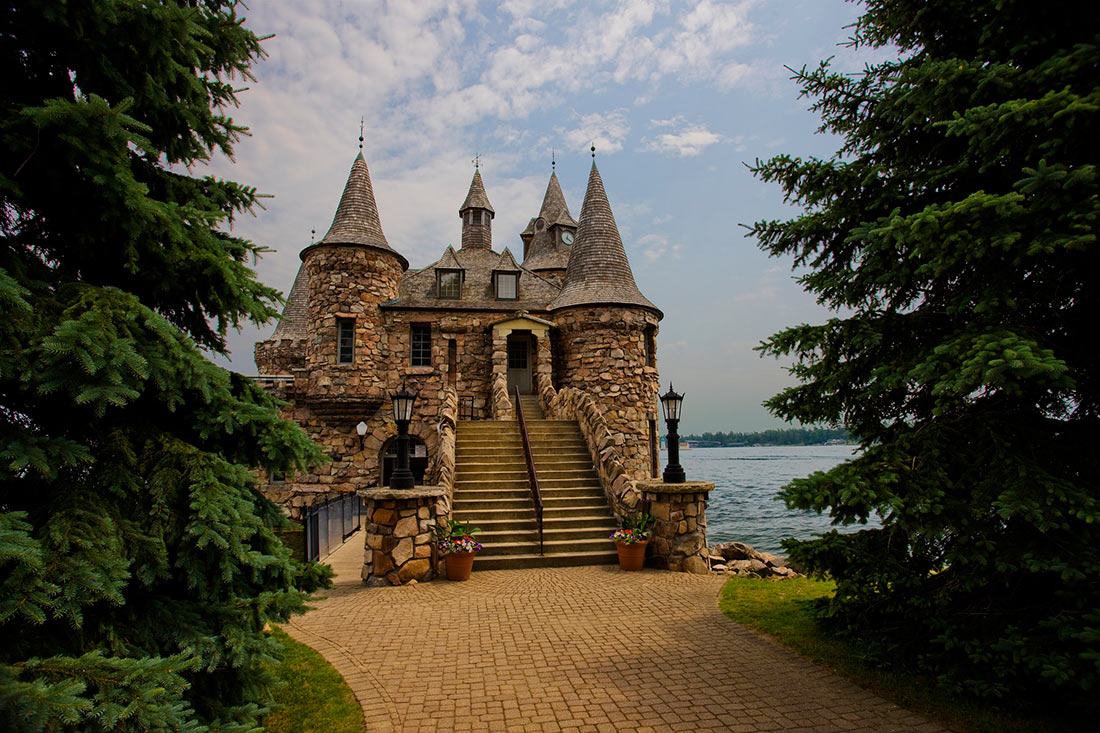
{"left": 254, "top": 148, "right": 713, "bottom": 579}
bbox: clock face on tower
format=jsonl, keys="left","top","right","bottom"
{"left": 562, "top": 231, "right": 574, "bottom": 245}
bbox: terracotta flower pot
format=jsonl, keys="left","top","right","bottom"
{"left": 445, "top": 550, "right": 476, "bottom": 581}
{"left": 615, "top": 540, "right": 648, "bottom": 571}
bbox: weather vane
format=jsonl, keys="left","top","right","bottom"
{"left": 552, "top": 148, "right": 556, "bottom": 171}
{"left": 472, "top": 153, "right": 481, "bottom": 170}
{"left": 591, "top": 144, "right": 596, "bottom": 159}
{"left": 310, "top": 227, "right": 316, "bottom": 243}
{"left": 358, "top": 117, "right": 364, "bottom": 151}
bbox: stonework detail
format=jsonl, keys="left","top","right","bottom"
{"left": 360, "top": 487, "right": 448, "bottom": 586}
{"left": 491, "top": 371, "right": 513, "bottom": 420}
{"left": 551, "top": 307, "right": 661, "bottom": 479}
{"left": 636, "top": 480, "right": 714, "bottom": 573}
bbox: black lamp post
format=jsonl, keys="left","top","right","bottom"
{"left": 355, "top": 420, "right": 367, "bottom": 451}
{"left": 389, "top": 384, "right": 418, "bottom": 490}
{"left": 660, "top": 383, "right": 686, "bottom": 484}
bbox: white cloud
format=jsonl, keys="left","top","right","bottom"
{"left": 633, "top": 233, "right": 683, "bottom": 263}
{"left": 640, "top": 120, "right": 722, "bottom": 157}
{"left": 560, "top": 109, "right": 632, "bottom": 154}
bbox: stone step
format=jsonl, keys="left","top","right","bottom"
{"left": 453, "top": 504, "right": 609, "bottom": 520}
{"left": 472, "top": 516, "right": 617, "bottom": 532}
{"left": 453, "top": 495, "right": 607, "bottom": 513}
{"left": 476, "top": 537, "right": 617, "bottom": 558}
{"left": 454, "top": 487, "right": 603, "bottom": 501}
{"left": 476, "top": 525, "right": 617, "bottom": 544}
{"left": 471, "top": 550, "right": 619, "bottom": 570}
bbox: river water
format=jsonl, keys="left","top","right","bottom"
{"left": 664, "top": 444, "right": 878, "bottom": 556}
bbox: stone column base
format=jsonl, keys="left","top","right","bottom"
{"left": 635, "top": 480, "right": 715, "bottom": 574}
{"left": 358, "top": 486, "right": 447, "bottom": 586}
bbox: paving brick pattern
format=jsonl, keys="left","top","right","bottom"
{"left": 287, "top": 536, "right": 947, "bottom": 732}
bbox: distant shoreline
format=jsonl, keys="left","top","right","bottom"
{"left": 677, "top": 427, "right": 853, "bottom": 448}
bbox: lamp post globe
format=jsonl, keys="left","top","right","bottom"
{"left": 660, "top": 383, "right": 686, "bottom": 484}
{"left": 389, "top": 384, "right": 418, "bottom": 490}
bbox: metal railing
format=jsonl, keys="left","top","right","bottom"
{"left": 514, "top": 385, "right": 544, "bottom": 555}
{"left": 303, "top": 492, "right": 363, "bottom": 562}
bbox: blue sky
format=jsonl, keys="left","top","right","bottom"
{"left": 206, "top": 0, "right": 890, "bottom": 434}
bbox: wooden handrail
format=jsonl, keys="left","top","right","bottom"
{"left": 514, "top": 385, "right": 544, "bottom": 555}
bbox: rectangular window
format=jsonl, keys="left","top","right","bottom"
{"left": 447, "top": 339, "right": 457, "bottom": 386}
{"left": 411, "top": 323, "right": 431, "bottom": 366}
{"left": 644, "top": 325, "right": 657, "bottom": 367}
{"left": 438, "top": 270, "right": 461, "bottom": 299}
{"left": 337, "top": 318, "right": 354, "bottom": 364}
{"left": 496, "top": 272, "right": 517, "bottom": 300}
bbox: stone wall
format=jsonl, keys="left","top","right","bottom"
{"left": 360, "top": 487, "right": 447, "bottom": 586}
{"left": 254, "top": 337, "right": 306, "bottom": 375}
{"left": 551, "top": 306, "right": 660, "bottom": 479}
{"left": 302, "top": 244, "right": 403, "bottom": 401}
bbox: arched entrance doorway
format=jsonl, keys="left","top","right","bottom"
{"left": 380, "top": 435, "right": 429, "bottom": 486}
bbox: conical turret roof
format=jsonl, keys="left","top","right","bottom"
{"left": 522, "top": 171, "right": 577, "bottom": 272}
{"left": 549, "top": 162, "right": 660, "bottom": 316}
{"left": 310, "top": 152, "right": 407, "bottom": 269}
{"left": 538, "top": 171, "right": 577, "bottom": 228}
{"left": 459, "top": 169, "right": 494, "bottom": 214}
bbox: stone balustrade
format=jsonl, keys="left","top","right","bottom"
{"left": 490, "top": 371, "right": 513, "bottom": 420}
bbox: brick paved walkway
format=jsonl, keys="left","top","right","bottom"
{"left": 286, "top": 535, "right": 946, "bottom": 732}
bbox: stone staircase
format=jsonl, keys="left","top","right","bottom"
{"left": 451, "top": 394, "right": 618, "bottom": 569}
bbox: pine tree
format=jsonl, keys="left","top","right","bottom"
{"left": 1, "top": 2, "right": 328, "bottom": 729}
{"left": 750, "top": 0, "right": 1100, "bottom": 706}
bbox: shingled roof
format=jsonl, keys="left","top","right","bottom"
{"left": 522, "top": 171, "right": 577, "bottom": 273}
{"left": 459, "top": 169, "right": 495, "bottom": 214}
{"left": 270, "top": 264, "right": 310, "bottom": 340}
{"left": 388, "top": 245, "right": 560, "bottom": 312}
{"left": 549, "top": 162, "right": 661, "bottom": 316}
{"left": 309, "top": 152, "right": 408, "bottom": 269}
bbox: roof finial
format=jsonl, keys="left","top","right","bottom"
{"left": 472, "top": 153, "right": 481, "bottom": 170}
{"left": 591, "top": 143, "right": 596, "bottom": 160}
{"left": 310, "top": 227, "right": 316, "bottom": 243}
{"left": 358, "top": 117, "right": 364, "bottom": 151}
{"left": 552, "top": 148, "right": 556, "bottom": 172}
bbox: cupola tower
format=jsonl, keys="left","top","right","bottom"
{"left": 459, "top": 166, "right": 495, "bottom": 250}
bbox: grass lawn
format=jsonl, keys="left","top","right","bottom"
{"left": 262, "top": 626, "right": 365, "bottom": 733}
{"left": 718, "top": 577, "right": 1077, "bottom": 733}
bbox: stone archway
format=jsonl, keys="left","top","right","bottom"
{"left": 358, "top": 419, "right": 436, "bottom": 488}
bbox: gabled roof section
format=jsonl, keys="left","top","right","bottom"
{"left": 549, "top": 162, "right": 661, "bottom": 317}
{"left": 459, "top": 169, "right": 494, "bottom": 214}
{"left": 437, "top": 246, "right": 464, "bottom": 270}
{"left": 493, "top": 248, "right": 521, "bottom": 272}
{"left": 311, "top": 152, "right": 408, "bottom": 269}
{"left": 538, "top": 171, "right": 577, "bottom": 228}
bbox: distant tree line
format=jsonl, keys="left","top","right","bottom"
{"left": 681, "top": 427, "right": 851, "bottom": 446}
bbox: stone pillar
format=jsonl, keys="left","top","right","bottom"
{"left": 635, "top": 480, "right": 714, "bottom": 574}
{"left": 359, "top": 486, "right": 447, "bottom": 586}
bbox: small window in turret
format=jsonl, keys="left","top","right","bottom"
{"left": 644, "top": 325, "right": 656, "bottom": 367}
{"left": 437, "top": 270, "right": 462, "bottom": 299}
{"left": 337, "top": 318, "right": 354, "bottom": 363}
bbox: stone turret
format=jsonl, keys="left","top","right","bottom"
{"left": 550, "top": 161, "right": 662, "bottom": 479}
{"left": 459, "top": 168, "right": 494, "bottom": 250}
{"left": 299, "top": 151, "right": 408, "bottom": 401}
{"left": 521, "top": 170, "right": 577, "bottom": 282}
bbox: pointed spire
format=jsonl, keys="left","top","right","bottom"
{"left": 549, "top": 161, "right": 660, "bottom": 316}
{"left": 537, "top": 170, "right": 577, "bottom": 228}
{"left": 314, "top": 151, "right": 407, "bottom": 268}
{"left": 460, "top": 168, "right": 495, "bottom": 214}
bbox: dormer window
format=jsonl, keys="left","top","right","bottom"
{"left": 437, "top": 269, "right": 462, "bottom": 299}
{"left": 495, "top": 272, "right": 518, "bottom": 300}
